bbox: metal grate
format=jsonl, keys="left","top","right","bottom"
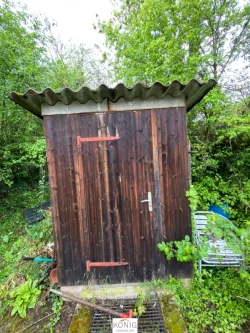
{"left": 90, "top": 298, "right": 166, "bottom": 333}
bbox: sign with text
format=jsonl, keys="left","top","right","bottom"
{"left": 112, "top": 318, "right": 138, "bottom": 333}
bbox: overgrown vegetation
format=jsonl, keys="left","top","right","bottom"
{"left": 0, "top": 0, "right": 109, "bottom": 193}
{"left": 156, "top": 215, "right": 250, "bottom": 332}
{"left": 157, "top": 184, "right": 250, "bottom": 332}
{"left": 145, "top": 271, "right": 250, "bottom": 333}
{"left": 158, "top": 208, "right": 250, "bottom": 272}
{"left": 0, "top": 185, "right": 53, "bottom": 321}
{"left": 47, "top": 292, "right": 64, "bottom": 331}
{"left": 1, "top": 0, "right": 250, "bottom": 331}
{"left": 166, "top": 271, "right": 250, "bottom": 333}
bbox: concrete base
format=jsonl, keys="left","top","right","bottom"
{"left": 61, "top": 278, "right": 191, "bottom": 300}
{"left": 61, "top": 283, "right": 143, "bottom": 300}
{"left": 61, "top": 282, "right": 174, "bottom": 302}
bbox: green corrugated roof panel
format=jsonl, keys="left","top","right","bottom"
{"left": 9, "top": 79, "right": 217, "bottom": 118}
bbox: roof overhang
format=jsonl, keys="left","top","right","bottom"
{"left": 9, "top": 79, "right": 217, "bottom": 118}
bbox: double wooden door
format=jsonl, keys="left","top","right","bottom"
{"left": 74, "top": 108, "right": 191, "bottom": 283}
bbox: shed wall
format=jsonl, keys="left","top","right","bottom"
{"left": 44, "top": 107, "right": 192, "bottom": 286}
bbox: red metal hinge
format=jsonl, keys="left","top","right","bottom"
{"left": 77, "top": 136, "right": 120, "bottom": 147}
{"left": 121, "top": 309, "right": 134, "bottom": 318}
{"left": 86, "top": 260, "right": 128, "bottom": 272}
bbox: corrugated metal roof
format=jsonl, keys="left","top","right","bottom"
{"left": 9, "top": 79, "right": 217, "bottom": 118}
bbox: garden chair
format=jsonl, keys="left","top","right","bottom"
{"left": 194, "top": 211, "right": 244, "bottom": 272}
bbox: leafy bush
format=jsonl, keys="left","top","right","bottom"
{"left": 10, "top": 279, "right": 41, "bottom": 318}
{"left": 158, "top": 212, "right": 250, "bottom": 277}
{"left": 158, "top": 235, "right": 209, "bottom": 262}
{"left": 166, "top": 270, "right": 250, "bottom": 333}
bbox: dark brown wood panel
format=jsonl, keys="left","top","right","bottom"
{"left": 159, "top": 107, "right": 193, "bottom": 277}
{"left": 43, "top": 106, "right": 192, "bottom": 286}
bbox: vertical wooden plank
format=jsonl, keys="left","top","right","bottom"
{"left": 91, "top": 115, "right": 103, "bottom": 265}
{"left": 107, "top": 113, "right": 124, "bottom": 281}
{"left": 166, "top": 108, "right": 176, "bottom": 243}
{"left": 176, "top": 107, "right": 192, "bottom": 277}
{"left": 98, "top": 114, "right": 114, "bottom": 263}
{"left": 160, "top": 107, "right": 192, "bottom": 278}
{"left": 53, "top": 115, "right": 74, "bottom": 285}
{"left": 63, "top": 115, "right": 83, "bottom": 285}
{"left": 178, "top": 109, "right": 192, "bottom": 238}
{"left": 94, "top": 124, "right": 106, "bottom": 264}
{"left": 81, "top": 114, "right": 98, "bottom": 281}
{"left": 163, "top": 107, "right": 177, "bottom": 275}
{"left": 128, "top": 111, "right": 142, "bottom": 280}
{"left": 157, "top": 111, "right": 166, "bottom": 241}
{"left": 43, "top": 116, "right": 64, "bottom": 284}
{"left": 144, "top": 111, "right": 155, "bottom": 280}
{"left": 87, "top": 115, "right": 98, "bottom": 269}
{"left": 70, "top": 114, "right": 91, "bottom": 280}
{"left": 135, "top": 111, "right": 146, "bottom": 280}
{"left": 116, "top": 111, "right": 135, "bottom": 282}
{"left": 151, "top": 109, "right": 165, "bottom": 278}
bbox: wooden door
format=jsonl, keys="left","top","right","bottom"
{"left": 76, "top": 110, "right": 167, "bottom": 283}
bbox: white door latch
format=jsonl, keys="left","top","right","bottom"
{"left": 141, "top": 192, "right": 152, "bottom": 212}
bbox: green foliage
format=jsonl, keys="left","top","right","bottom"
{"left": 188, "top": 91, "right": 250, "bottom": 226}
{"left": 157, "top": 241, "right": 175, "bottom": 260}
{"left": 133, "top": 291, "right": 149, "bottom": 316}
{"left": 10, "top": 279, "right": 41, "bottom": 318}
{"left": 47, "top": 292, "right": 63, "bottom": 331}
{"left": 175, "top": 236, "right": 200, "bottom": 262}
{"left": 158, "top": 235, "right": 209, "bottom": 262}
{"left": 163, "top": 270, "right": 250, "bottom": 333}
{"left": 0, "top": 185, "right": 52, "bottom": 320}
{"left": 0, "top": 0, "right": 50, "bottom": 188}
{"left": 0, "top": 1, "right": 108, "bottom": 191}
{"left": 0, "top": 285, "right": 10, "bottom": 318}
{"left": 158, "top": 211, "right": 250, "bottom": 274}
{"left": 100, "top": 0, "right": 250, "bottom": 84}
{"left": 0, "top": 215, "right": 53, "bottom": 283}
{"left": 186, "top": 185, "right": 199, "bottom": 213}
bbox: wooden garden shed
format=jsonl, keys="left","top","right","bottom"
{"left": 9, "top": 79, "right": 216, "bottom": 286}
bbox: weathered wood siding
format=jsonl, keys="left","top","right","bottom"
{"left": 44, "top": 107, "right": 192, "bottom": 286}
